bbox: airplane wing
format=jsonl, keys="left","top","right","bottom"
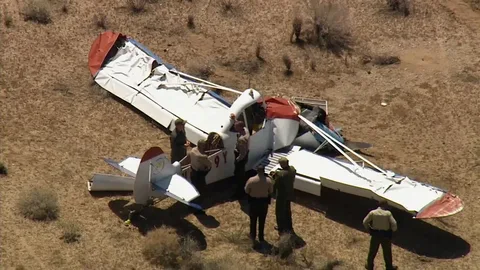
{"left": 89, "top": 31, "right": 235, "bottom": 145}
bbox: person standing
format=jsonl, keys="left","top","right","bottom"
{"left": 244, "top": 165, "right": 273, "bottom": 247}
{"left": 170, "top": 118, "right": 190, "bottom": 163}
{"left": 363, "top": 200, "right": 398, "bottom": 270}
{"left": 230, "top": 113, "right": 250, "bottom": 199}
{"left": 271, "top": 157, "right": 296, "bottom": 236}
{"left": 188, "top": 139, "right": 212, "bottom": 212}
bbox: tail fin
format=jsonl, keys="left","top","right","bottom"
{"left": 134, "top": 147, "right": 201, "bottom": 209}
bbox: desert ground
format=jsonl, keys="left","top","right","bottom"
{"left": 1, "top": 0, "right": 479, "bottom": 269}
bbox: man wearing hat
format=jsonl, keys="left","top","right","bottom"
{"left": 230, "top": 113, "right": 250, "bottom": 199}
{"left": 170, "top": 118, "right": 190, "bottom": 163}
{"left": 270, "top": 157, "right": 296, "bottom": 235}
{"left": 245, "top": 165, "right": 273, "bottom": 247}
{"left": 188, "top": 138, "right": 212, "bottom": 212}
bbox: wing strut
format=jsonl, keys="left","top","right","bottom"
{"left": 298, "top": 115, "right": 388, "bottom": 176}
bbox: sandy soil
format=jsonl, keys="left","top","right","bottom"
{"left": 0, "top": 0, "right": 479, "bottom": 269}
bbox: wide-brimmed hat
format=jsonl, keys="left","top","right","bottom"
{"left": 175, "top": 118, "right": 186, "bottom": 125}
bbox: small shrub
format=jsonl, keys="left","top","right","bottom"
{"left": 221, "top": 0, "right": 234, "bottom": 14}
{"left": 321, "top": 259, "right": 343, "bottom": 270}
{"left": 59, "top": 221, "right": 81, "bottom": 243}
{"left": 61, "top": 2, "right": 68, "bottom": 13}
{"left": 3, "top": 9, "right": 13, "bottom": 27}
{"left": 308, "top": 0, "right": 352, "bottom": 56}
{"left": 189, "top": 63, "right": 214, "bottom": 80}
{"left": 142, "top": 226, "right": 182, "bottom": 267}
{"left": 386, "top": 0, "right": 410, "bottom": 16}
{"left": 277, "top": 233, "right": 295, "bottom": 259}
{"left": 373, "top": 55, "right": 401, "bottom": 65}
{"left": 18, "top": 188, "right": 59, "bottom": 221}
{"left": 94, "top": 13, "right": 107, "bottom": 29}
{"left": 282, "top": 55, "right": 293, "bottom": 76}
{"left": 310, "top": 60, "right": 317, "bottom": 71}
{"left": 187, "top": 15, "right": 195, "bottom": 29}
{"left": 23, "top": 0, "right": 52, "bottom": 24}
{"left": 255, "top": 44, "right": 265, "bottom": 62}
{"left": 292, "top": 16, "right": 302, "bottom": 43}
{"left": 0, "top": 162, "right": 7, "bottom": 175}
{"left": 127, "top": 0, "right": 146, "bottom": 13}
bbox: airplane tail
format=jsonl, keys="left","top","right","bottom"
{"left": 134, "top": 147, "right": 202, "bottom": 209}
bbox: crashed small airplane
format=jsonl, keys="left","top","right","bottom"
{"left": 87, "top": 31, "right": 464, "bottom": 219}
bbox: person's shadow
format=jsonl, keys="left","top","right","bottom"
{"left": 294, "top": 187, "right": 471, "bottom": 259}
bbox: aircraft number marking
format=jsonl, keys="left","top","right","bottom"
{"left": 214, "top": 151, "right": 228, "bottom": 168}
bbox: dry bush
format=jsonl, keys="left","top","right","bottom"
{"left": 373, "top": 55, "right": 401, "bottom": 65}
{"left": 59, "top": 221, "right": 81, "bottom": 243}
{"left": 17, "top": 188, "right": 59, "bottom": 221}
{"left": 470, "top": 0, "right": 480, "bottom": 10}
{"left": 94, "top": 13, "right": 107, "bottom": 29}
{"left": 189, "top": 63, "right": 214, "bottom": 80}
{"left": 187, "top": 14, "right": 195, "bottom": 29}
{"left": 0, "top": 162, "right": 7, "bottom": 175}
{"left": 386, "top": 0, "right": 410, "bottom": 16}
{"left": 202, "top": 256, "right": 252, "bottom": 270}
{"left": 307, "top": 0, "right": 352, "bottom": 56}
{"left": 291, "top": 16, "right": 303, "bottom": 43}
{"left": 321, "top": 259, "right": 343, "bottom": 270}
{"left": 127, "top": 0, "right": 146, "bottom": 13}
{"left": 3, "top": 7, "right": 13, "bottom": 28}
{"left": 143, "top": 227, "right": 201, "bottom": 268}
{"left": 282, "top": 55, "right": 293, "bottom": 76}
{"left": 143, "top": 226, "right": 182, "bottom": 267}
{"left": 23, "top": 0, "right": 52, "bottom": 24}
{"left": 61, "top": 1, "right": 68, "bottom": 13}
{"left": 277, "top": 233, "right": 295, "bottom": 259}
{"left": 221, "top": 0, "right": 235, "bottom": 14}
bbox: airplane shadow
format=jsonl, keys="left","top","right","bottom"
{"left": 294, "top": 188, "right": 471, "bottom": 259}
{"left": 108, "top": 199, "right": 208, "bottom": 250}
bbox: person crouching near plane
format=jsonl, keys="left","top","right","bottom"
{"left": 245, "top": 165, "right": 273, "bottom": 248}
{"left": 230, "top": 113, "right": 250, "bottom": 199}
{"left": 188, "top": 139, "right": 212, "bottom": 213}
{"left": 363, "top": 200, "right": 398, "bottom": 270}
{"left": 312, "top": 108, "right": 345, "bottom": 145}
{"left": 270, "top": 157, "right": 296, "bottom": 236}
{"left": 170, "top": 118, "right": 190, "bottom": 163}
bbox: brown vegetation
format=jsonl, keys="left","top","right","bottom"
{"left": 387, "top": 0, "right": 411, "bottom": 16}
{"left": 22, "top": 0, "right": 52, "bottom": 24}
{"left": 0, "top": 162, "right": 7, "bottom": 175}
{"left": 127, "top": 0, "right": 147, "bottom": 14}
{"left": 1, "top": 0, "right": 479, "bottom": 269}
{"left": 59, "top": 221, "right": 81, "bottom": 243}
{"left": 17, "top": 188, "right": 59, "bottom": 221}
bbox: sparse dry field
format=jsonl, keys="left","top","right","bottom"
{"left": 1, "top": 0, "right": 479, "bottom": 269}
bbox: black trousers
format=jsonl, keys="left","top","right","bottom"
{"left": 366, "top": 230, "right": 394, "bottom": 270}
{"left": 276, "top": 199, "right": 293, "bottom": 234}
{"left": 190, "top": 169, "right": 209, "bottom": 207}
{"left": 234, "top": 151, "right": 248, "bottom": 197}
{"left": 248, "top": 197, "right": 269, "bottom": 242}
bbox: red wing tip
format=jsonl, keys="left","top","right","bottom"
{"left": 415, "top": 193, "right": 464, "bottom": 219}
{"left": 140, "top": 147, "right": 165, "bottom": 163}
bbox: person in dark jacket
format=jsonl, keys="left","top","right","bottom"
{"left": 270, "top": 157, "right": 296, "bottom": 236}
{"left": 170, "top": 118, "right": 190, "bottom": 163}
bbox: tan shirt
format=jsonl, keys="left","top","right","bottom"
{"left": 235, "top": 128, "right": 250, "bottom": 161}
{"left": 363, "top": 207, "right": 397, "bottom": 232}
{"left": 245, "top": 174, "right": 273, "bottom": 198}
{"left": 189, "top": 147, "right": 211, "bottom": 171}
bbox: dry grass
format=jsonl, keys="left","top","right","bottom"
{"left": 0, "top": 0, "right": 479, "bottom": 269}
{"left": 17, "top": 188, "right": 59, "bottom": 221}
{"left": 188, "top": 63, "right": 215, "bottom": 79}
{"left": 22, "top": 0, "right": 52, "bottom": 24}
{"left": 291, "top": 16, "right": 303, "bottom": 43}
{"left": 3, "top": 6, "right": 13, "bottom": 27}
{"left": 59, "top": 221, "right": 81, "bottom": 243}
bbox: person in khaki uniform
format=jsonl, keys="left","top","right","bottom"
{"left": 270, "top": 157, "right": 296, "bottom": 236}
{"left": 170, "top": 118, "right": 190, "bottom": 163}
{"left": 188, "top": 139, "right": 212, "bottom": 212}
{"left": 229, "top": 113, "right": 250, "bottom": 199}
{"left": 245, "top": 165, "right": 273, "bottom": 247}
{"left": 363, "top": 200, "right": 398, "bottom": 270}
